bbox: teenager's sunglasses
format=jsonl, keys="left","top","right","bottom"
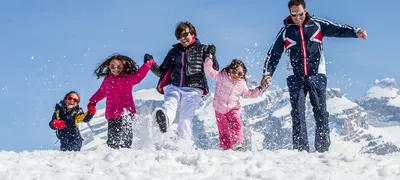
{"left": 230, "top": 69, "right": 244, "bottom": 77}
{"left": 111, "top": 65, "right": 122, "bottom": 70}
{"left": 178, "top": 32, "right": 190, "bottom": 39}
{"left": 290, "top": 11, "right": 304, "bottom": 17}
{"left": 66, "top": 96, "right": 80, "bottom": 103}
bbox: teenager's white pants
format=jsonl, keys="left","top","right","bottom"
{"left": 156, "top": 85, "right": 203, "bottom": 147}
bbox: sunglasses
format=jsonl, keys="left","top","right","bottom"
{"left": 66, "top": 96, "right": 80, "bottom": 103}
{"left": 110, "top": 65, "right": 122, "bottom": 70}
{"left": 229, "top": 69, "right": 244, "bottom": 77}
{"left": 290, "top": 11, "right": 305, "bottom": 17}
{"left": 177, "top": 32, "right": 190, "bottom": 39}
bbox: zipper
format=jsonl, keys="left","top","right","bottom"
{"left": 298, "top": 25, "right": 308, "bottom": 75}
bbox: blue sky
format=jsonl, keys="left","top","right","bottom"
{"left": 0, "top": 0, "right": 397, "bottom": 152}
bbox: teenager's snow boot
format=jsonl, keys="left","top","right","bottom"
{"left": 155, "top": 110, "right": 167, "bottom": 133}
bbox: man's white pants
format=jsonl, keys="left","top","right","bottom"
{"left": 155, "top": 84, "right": 203, "bottom": 147}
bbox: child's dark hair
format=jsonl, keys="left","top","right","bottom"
{"left": 63, "top": 91, "right": 80, "bottom": 103}
{"left": 221, "top": 59, "right": 248, "bottom": 80}
{"left": 175, "top": 21, "right": 197, "bottom": 40}
{"left": 288, "top": 0, "right": 306, "bottom": 9}
{"left": 93, "top": 54, "right": 139, "bottom": 79}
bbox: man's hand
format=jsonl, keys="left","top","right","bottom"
{"left": 357, "top": 29, "right": 367, "bottom": 40}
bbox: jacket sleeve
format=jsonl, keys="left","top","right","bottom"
{"left": 89, "top": 79, "right": 107, "bottom": 104}
{"left": 204, "top": 57, "right": 220, "bottom": 81}
{"left": 128, "top": 59, "right": 156, "bottom": 86}
{"left": 152, "top": 48, "right": 174, "bottom": 78}
{"left": 75, "top": 108, "right": 94, "bottom": 123}
{"left": 49, "top": 105, "right": 59, "bottom": 130}
{"left": 161, "top": 49, "right": 175, "bottom": 72}
{"left": 262, "top": 27, "right": 285, "bottom": 77}
{"left": 312, "top": 17, "right": 359, "bottom": 38}
{"left": 49, "top": 112, "right": 56, "bottom": 130}
{"left": 203, "top": 45, "right": 219, "bottom": 71}
{"left": 150, "top": 64, "right": 162, "bottom": 77}
{"left": 242, "top": 85, "right": 263, "bottom": 98}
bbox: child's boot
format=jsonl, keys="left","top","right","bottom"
{"left": 232, "top": 143, "right": 244, "bottom": 152}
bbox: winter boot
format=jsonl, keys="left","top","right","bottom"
{"left": 232, "top": 143, "right": 244, "bottom": 152}
{"left": 155, "top": 110, "right": 167, "bottom": 133}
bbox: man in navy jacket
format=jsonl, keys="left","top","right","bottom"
{"left": 261, "top": 0, "right": 367, "bottom": 152}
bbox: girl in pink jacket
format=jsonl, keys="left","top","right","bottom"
{"left": 204, "top": 57, "right": 268, "bottom": 151}
{"left": 88, "top": 53, "right": 156, "bottom": 149}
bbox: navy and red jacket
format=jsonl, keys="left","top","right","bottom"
{"left": 262, "top": 12, "right": 360, "bottom": 77}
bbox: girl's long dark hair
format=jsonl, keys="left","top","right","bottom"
{"left": 220, "top": 59, "right": 248, "bottom": 81}
{"left": 93, "top": 54, "right": 139, "bottom": 79}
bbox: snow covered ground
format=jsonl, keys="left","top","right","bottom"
{"left": 1, "top": 130, "right": 400, "bottom": 180}
{"left": 2, "top": 81, "right": 400, "bottom": 179}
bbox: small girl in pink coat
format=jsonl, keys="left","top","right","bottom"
{"left": 88, "top": 53, "right": 156, "bottom": 149}
{"left": 204, "top": 56, "right": 268, "bottom": 151}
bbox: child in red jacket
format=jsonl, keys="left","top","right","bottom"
{"left": 88, "top": 54, "right": 156, "bottom": 149}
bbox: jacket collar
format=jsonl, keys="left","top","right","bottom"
{"left": 173, "top": 38, "right": 200, "bottom": 49}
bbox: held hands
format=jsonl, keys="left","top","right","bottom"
{"left": 207, "top": 44, "right": 216, "bottom": 55}
{"left": 51, "top": 119, "right": 66, "bottom": 130}
{"left": 206, "top": 44, "right": 216, "bottom": 59}
{"left": 261, "top": 76, "right": 272, "bottom": 88}
{"left": 356, "top": 29, "right": 367, "bottom": 40}
{"left": 87, "top": 102, "right": 97, "bottom": 115}
{"left": 144, "top": 53, "right": 154, "bottom": 63}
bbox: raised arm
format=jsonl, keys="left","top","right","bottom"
{"left": 204, "top": 44, "right": 219, "bottom": 71}
{"left": 128, "top": 59, "right": 156, "bottom": 86}
{"left": 204, "top": 57, "right": 220, "bottom": 81}
{"left": 75, "top": 108, "right": 94, "bottom": 124}
{"left": 312, "top": 17, "right": 359, "bottom": 38}
{"left": 144, "top": 53, "right": 162, "bottom": 77}
{"left": 242, "top": 85, "right": 263, "bottom": 98}
{"left": 152, "top": 49, "right": 176, "bottom": 77}
{"left": 89, "top": 79, "right": 107, "bottom": 104}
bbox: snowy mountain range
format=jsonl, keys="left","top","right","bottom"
{"left": 357, "top": 78, "right": 400, "bottom": 123}
{"left": 78, "top": 78, "right": 400, "bottom": 155}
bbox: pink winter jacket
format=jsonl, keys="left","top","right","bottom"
{"left": 204, "top": 58, "right": 262, "bottom": 114}
{"left": 89, "top": 60, "right": 156, "bottom": 120}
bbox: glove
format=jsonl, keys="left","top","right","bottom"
{"left": 87, "top": 102, "right": 96, "bottom": 115}
{"left": 207, "top": 44, "right": 216, "bottom": 55}
{"left": 51, "top": 120, "right": 66, "bottom": 130}
{"left": 144, "top": 53, "right": 153, "bottom": 63}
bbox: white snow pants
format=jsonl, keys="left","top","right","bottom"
{"left": 157, "top": 84, "right": 203, "bottom": 146}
